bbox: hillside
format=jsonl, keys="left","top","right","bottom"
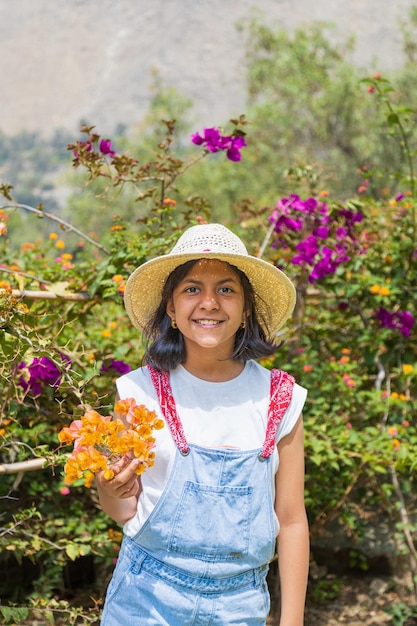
{"left": 0, "top": 0, "right": 415, "bottom": 138}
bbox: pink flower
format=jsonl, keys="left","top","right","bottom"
{"left": 99, "top": 139, "right": 116, "bottom": 157}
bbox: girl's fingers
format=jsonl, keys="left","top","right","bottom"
{"left": 96, "top": 457, "right": 141, "bottom": 497}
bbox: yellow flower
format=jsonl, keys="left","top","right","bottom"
{"left": 380, "top": 286, "right": 390, "bottom": 296}
{"left": 56, "top": 240, "right": 65, "bottom": 249}
{"left": 402, "top": 364, "right": 414, "bottom": 375}
{"left": 102, "top": 329, "right": 112, "bottom": 338}
{"left": 49, "top": 232, "right": 58, "bottom": 240}
{"left": 59, "top": 400, "right": 164, "bottom": 487}
{"left": 0, "top": 281, "right": 12, "bottom": 293}
{"left": 370, "top": 285, "right": 380, "bottom": 294}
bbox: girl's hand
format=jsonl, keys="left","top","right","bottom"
{"left": 95, "top": 455, "right": 141, "bottom": 499}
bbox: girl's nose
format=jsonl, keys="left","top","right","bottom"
{"left": 200, "top": 291, "right": 220, "bottom": 309}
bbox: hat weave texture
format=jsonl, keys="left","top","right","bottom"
{"left": 124, "top": 223, "right": 296, "bottom": 337}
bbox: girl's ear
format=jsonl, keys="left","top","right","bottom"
{"left": 166, "top": 299, "right": 175, "bottom": 318}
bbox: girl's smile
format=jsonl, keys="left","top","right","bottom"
{"left": 166, "top": 259, "right": 247, "bottom": 357}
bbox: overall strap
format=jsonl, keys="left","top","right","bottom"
{"left": 260, "top": 369, "right": 295, "bottom": 459}
{"left": 147, "top": 365, "right": 189, "bottom": 455}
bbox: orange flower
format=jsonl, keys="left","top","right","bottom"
{"left": 0, "top": 281, "right": 12, "bottom": 293}
{"left": 58, "top": 400, "right": 164, "bottom": 487}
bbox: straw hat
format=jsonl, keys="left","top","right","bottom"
{"left": 124, "top": 223, "right": 296, "bottom": 337}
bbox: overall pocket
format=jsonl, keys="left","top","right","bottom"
{"left": 168, "top": 480, "right": 252, "bottom": 561}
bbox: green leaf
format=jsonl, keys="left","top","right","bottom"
{"left": 387, "top": 112, "right": 399, "bottom": 125}
{"left": 65, "top": 543, "right": 80, "bottom": 560}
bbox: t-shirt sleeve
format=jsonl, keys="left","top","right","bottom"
{"left": 275, "top": 382, "right": 307, "bottom": 444}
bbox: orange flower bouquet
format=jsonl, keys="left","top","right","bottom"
{"left": 58, "top": 398, "right": 164, "bottom": 487}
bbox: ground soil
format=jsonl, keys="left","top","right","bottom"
{"left": 7, "top": 563, "right": 417, "bottom": 625}
{"left": 270, "top": 570, "right": 417, "bottom": 626}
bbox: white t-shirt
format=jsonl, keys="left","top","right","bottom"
{"left": 116, "top": 360, "right": 307, "bottom": 537}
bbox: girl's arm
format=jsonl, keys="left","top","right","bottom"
{"left": 275, "top": 415, "right": 310, "bottom": 626}
{"left": 95, "top": 395, "right": 142, "bottom": 526}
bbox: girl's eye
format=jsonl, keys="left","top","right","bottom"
{"left": 185, "top": 286, "right": 199, "bottom": 293}
{"left": 219, "top": 286, "right": 233, "bottom": 293}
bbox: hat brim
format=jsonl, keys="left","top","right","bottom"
{"left": 124, "top": 252, "right": 296, "bottom": 338}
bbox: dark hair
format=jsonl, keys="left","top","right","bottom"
{"left": 144, "top": 259, "right": 279, "bottom": 371}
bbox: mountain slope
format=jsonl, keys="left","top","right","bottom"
{"left": 0, "top": 0, "right": 414, "bottom": 137}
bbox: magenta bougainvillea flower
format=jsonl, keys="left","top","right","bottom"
{"left": 269, "top": 194, "right": 364, "bottom": 283}
{"left": 191, "top": 127, "right": 247, "bottom": 161}
{"left": 375, "top": 307, "right": 415, "bottom": 337}
{"left": 17, "top": 356, "right": 65, "bottom": 396}
{"left": 100, "top": 359, "right": 131, "bottom": 375}
{"left": 99, "top": 139, "right": 116, "bottom": 157}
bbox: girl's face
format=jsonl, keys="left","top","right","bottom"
{"left": 166, "top": 259, "right": 247, "bottom": 357}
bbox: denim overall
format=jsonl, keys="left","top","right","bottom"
{"left": 101, "top": 367, "right": 294, "bottom": 626}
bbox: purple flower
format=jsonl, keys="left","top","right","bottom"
{"left": 100, "top": 359, "right": 131, "bottom": 376}
{"left": 226, "top": 136, "right": 247, "bottom": 162}
{"left": 292, "top": 235, "right": 319, "bottom": 267}
{"left": 397, "top": 310, "right": 415, "bottom": 337}
{"left": 18, "top": 356, "right": 63, "bottom": 396}
{"left": 99, "top": 139, "right": 116, "bottom": 157}
{"left": 375, "top": 307, "right": 415, "bottom": 337}
{"left": 191, "top": 127, "right": 246, "bottom": 161}
{"left": 309, "top": 246, "right": 350, "bottom": 283}
{"left": 315, "top": 226, "right": 330, "bottom": 239}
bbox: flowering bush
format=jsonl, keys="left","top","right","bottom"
{"left": 0, "top": 78, "right": 416, "bottom": 622}
{"left": 59, "top": 399, "right": 164, "bottom": 487}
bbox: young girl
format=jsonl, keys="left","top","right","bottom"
{"left": 96, "top": 223, "right": 309, "bottom": 626}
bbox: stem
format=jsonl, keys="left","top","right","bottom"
{"left": 11, "top": 290, "right": 92, "bottom": 302}
{"left": 0, "top": 268, "right": 53, "bottom": 285}
{"left": 2, "top": 203, "right": 110, "bottom": 255}
{"left": 374, "top": 359, "right": 417, "bottom": 597}
{"left": 389, "top": 463, "right": 417, "bottom": 597}
{"left": 376, "top": 85, "right": 416, "bottom": 247}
